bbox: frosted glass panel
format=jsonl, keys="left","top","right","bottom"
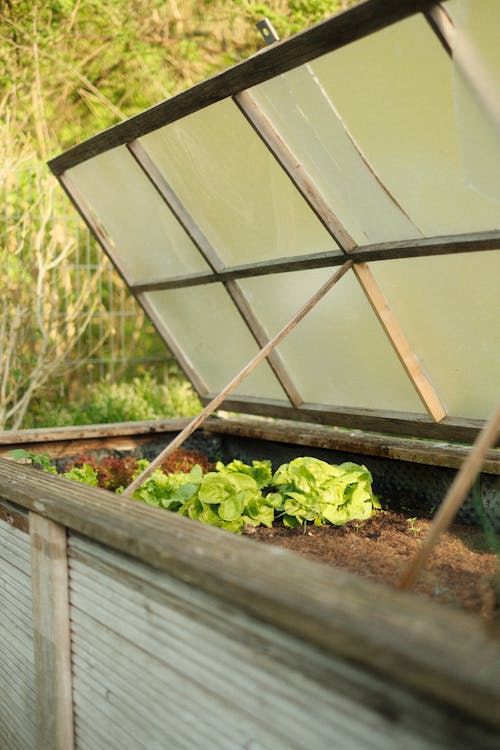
{"left": 144, "top": 284, "right": 286, "bottom": 399}
{"left": 140, "top": 99, "right": 341, "bottom": 265}
{"left": 311, "top": 14, "right": 500, "bottom": 236}
{"left": 250, "top": 68, "right": 420, "bottom": 245}
{"left": 68, "top": 147, "right": 210, "bottom": 284}
{"left": 239, "top": 269, "right": 425, "bottom": 413}
{"left": 370, "top": 251, "right": 500, "bottom": 419}
{"left": 452, "top": 0, "right": 500, "bottom": 201}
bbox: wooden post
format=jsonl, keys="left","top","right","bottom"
{"left": 123, "top": 260, "right": 353, "bottom": 495}
{"left": 399, "top": 404, "right": 500, "bottom": 590}
{"left": 353, "top": 262, "right": 446, "bottom": 422}
{"left": 30, "top": 513, "right": 75, "bottom": 750}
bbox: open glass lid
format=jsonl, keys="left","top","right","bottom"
{"left": 49, "top": 0, "right": 500, "bottom": 443}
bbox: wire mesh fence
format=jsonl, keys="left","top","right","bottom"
{"left": 2, "top": 164, "right": 172, "bottom": 400}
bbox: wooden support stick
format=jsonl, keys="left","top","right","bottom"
{"left": 399, "top": 404, "right": 500, "bottom": 591}
{"left": 122, "top": 260, "right": 353, "bottom": 496}
{"left": 353, "top": 262, "right": 446, "bottom": 423}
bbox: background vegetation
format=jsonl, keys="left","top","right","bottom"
{"left": 1, "top": 0, "right": 352, "bottom": 429}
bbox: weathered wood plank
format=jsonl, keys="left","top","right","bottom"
{"left": 199, "top": 416, "right": 500, "bottom": 473}
{"left": 68, "top": 534, "right": 500, "bottom": 749}
{"left": 0, "top": 517, "right": 37, "bottom": 750}
{"left": 130, "top": 233, "right": 500, "bottom": 293}
{"left": 30, "top": 513, "right": 75, "bottom": 750}
{"left": 0, "top": 459, "right": 498, "bottom": 732}
{"left": 48, "top": 0, "right": 437, "bottom": 174}
{"left": 202, "top": 396, "right": 496, "bottom": 444}
{"left": 1, "top": 415, "right": 499, "bottom": 468}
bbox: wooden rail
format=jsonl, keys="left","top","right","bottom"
{"left": 0, "top": 457, "right": 500, "bottom": 740}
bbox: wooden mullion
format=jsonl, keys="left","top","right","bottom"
{"left": 137, "top": 293, "right": 211, "bottom": 397}
{"left": 353, "top": 262, "right": 446, "bottom": 422}
{"left": 127, "top": 141, "right": 302, "bottom": 408}
{"left": 225, "top": 280, "right": 303, "bottom": 407}
{"left": 130, "top": 231, "right": 500, "bottom": 293}
{"left": 233, "top": 89, "right": 356, "bottom": 252}
{"left": 48, "top": 0, "right": 437, "bottom": 175}
{"left": 123, "top": 261, "right": 353, "bottom": 494}
{"left": 60, "top": 173, "right": 211, "bottom": 398}
{"left": 424, "top": 4, "right": 455, "bottom": 55}
{"left": 30, "top": 513, "right": 74, "bottom": 750}
{"left": 127, "top": 141, "right": 224, "bottom": 273}
{"left": 59, "top": 173, "right": 130, "bottom": 283}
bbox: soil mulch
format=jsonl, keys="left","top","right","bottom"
{"left": 247, "top": 510, "right": 499, "bottom": 622}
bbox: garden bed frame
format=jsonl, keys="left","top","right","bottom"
{"left": 1, "top": 417, "right": 499, "bottom": 749}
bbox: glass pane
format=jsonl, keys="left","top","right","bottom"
{"left": 143, "top": 284, "right": 287, "bottom": 400}
{"left": 139, "top": 98, "right": 341, "bottom": 266}
{"left": 370, "top": 251, "right": 500, "bottom": 419}
{"left": 310, "top": 13, "right": 500, "bottom": 236}
{"left": 452, "top": 0, "right": 500, "bottom": 202}
{"left": 239, "top": 269, "right": 426, "bottom": 413}
{"left": 249, "top": 67, "right": 420, "bottom": 245}
{"left": 67, "top": 146, "right": 210, "bottom": 284}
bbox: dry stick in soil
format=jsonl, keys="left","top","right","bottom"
{"left": 122, "top": 260, "right": 353, "bottom": 496}
{"left": 398, "top": 404, "right": 500, "bottom": 591}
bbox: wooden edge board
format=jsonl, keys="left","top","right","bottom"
{"left": 0, "top": 457, "right": 498, "bottom": 731}
{"left": 47, "top": 0, "right": 437, "bottom": 174}
{"left": 203, "top": 396, "right": 496, "bottom": 445}
{"left": 0, "top": 415, "right": 499, "bottom": 473}
{"left": 130, "top": 234, "right": 500, "bottom": 293}
{"left": 30, "top": 513, "right": 75, "bottom": 749}
{"left": 201, "top": 416, "right": 500, "bottom": 474}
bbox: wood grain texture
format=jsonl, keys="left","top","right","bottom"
{"left": 234, "top": 89, "right": 356, "bottom": 251}
{"left": 0, "top": 517, "right": 37, "bottom": 750}
{"left": 201, "top": 396, "right": 494, "bottom": 444}
{"left": 48, "top": 0, "right": 437, "bottom": 175}
{"left": 130, "top": 233, "right": 500, "bottom": 293}
{"left": 67, "top": 533, "right": 500, "bottom": 749}
{"left": 353, "top": 262, "right": 446, "bottom": 422}
{"left": 0, "top": 415, "right": 499, "bottom": 471}
{"left": 0, "top": 458, "right": 499, "bottom": 733}
{"left": 30, "top": 513, "right": 75, "bottom": 750}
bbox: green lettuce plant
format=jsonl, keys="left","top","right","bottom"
{"left": 268, "top": 457, "right": 380, "bottom": 527}
{"left": 14, "top": 449, "right": 380, "bottom": 533}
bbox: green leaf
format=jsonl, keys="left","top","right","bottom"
{"left": 198, "top": 473, "right": 232, "bottom": 504}
{"left": 218, "top": 493, "right": 245, "bottom": 521}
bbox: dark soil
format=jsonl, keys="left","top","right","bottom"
{"left": 247, "top": 510, "right": 499, "bottom": 622}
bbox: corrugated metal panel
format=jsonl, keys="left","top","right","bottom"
{"left": 0, "top": 516, "right": 37, "bottom": 750}
{"left": 68, "top": 533, "right": 498, "bottom": 750}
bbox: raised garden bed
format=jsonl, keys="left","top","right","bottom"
{"left": 1, "top": 416, "right": 500, "bottom": 750}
